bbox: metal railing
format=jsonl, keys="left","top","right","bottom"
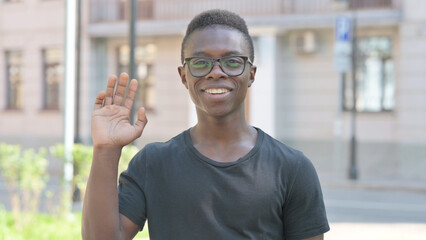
{"left": 89, "top": 0, "right": 401, "bottom": 23}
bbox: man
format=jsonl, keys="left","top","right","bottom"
{"left": 82, "top": 9, "right": 329, "bottom": 240}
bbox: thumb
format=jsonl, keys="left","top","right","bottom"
{"left": 134, "top": 107, "right": 148, "bottom": 136}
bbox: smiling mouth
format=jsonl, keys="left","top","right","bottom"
{"left": 203, "top": 88, "right": 231, "bottom": 94}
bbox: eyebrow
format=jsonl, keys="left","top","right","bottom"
{"left": 190, "top": 50, "right": 243, "bottom": 57}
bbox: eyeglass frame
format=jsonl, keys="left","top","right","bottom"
{"left": 183, "top": 55, "right": 253, "bottom": 78}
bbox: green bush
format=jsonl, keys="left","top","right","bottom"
{"left": 0, "top": 208, "right": 150, "bottom": 240}
{"left": 50, "top": 143, "right": 140, "bottom": 200}
{"left": 0, "top": 143, "right": 143, "bottom": 238}
{"left": 119, "top": 144, "right": 140, "bottom": 174}
{"left": 0, "top": 143, "right": 49, "bottom": 226}
{"left": 0, "top": 208, "right": 81, "bottom": 240}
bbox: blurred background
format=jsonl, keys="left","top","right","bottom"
{"left": 0, "top": 0, "right": 425, "bottom": 239}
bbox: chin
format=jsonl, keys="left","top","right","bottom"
{"left": 206, "top": 106, "right": 242, "bottom": 119}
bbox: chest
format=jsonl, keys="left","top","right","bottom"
{"left": 145, "top": 158, "right": 287, "bottom": 223}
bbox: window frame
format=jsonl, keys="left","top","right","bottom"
{"left": 5, "top": 50, "right": 23, "bottom": 110}
{"left": 41, "top": 48, "right": 63, "bottom": 111}
{"left": 116, "top": 44, "right": 156, "bottom": 112}
{"left": 343, "top": 36, "right": 395, "bottom": 113}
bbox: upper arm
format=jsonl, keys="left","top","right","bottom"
{"left": 283, "top": 154, "right": 329, "bottom": 239}
{"left": 302, "top": 234, "right": 324, "bottom": 240}
{"left": 120, "top": 213, "right": 141, "bottom": 240}
{"left": 118, "top": 149, "right": 148, "bottom": 232}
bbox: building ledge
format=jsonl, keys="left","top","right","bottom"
{"left": 87, "top": 9, "right": 401, "bottom": 38}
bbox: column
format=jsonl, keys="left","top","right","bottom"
{"left": 249, "top": 34, "right": 277, "bottom": 137}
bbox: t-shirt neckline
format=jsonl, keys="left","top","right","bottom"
{"left": 182, "top": 127, "right": 264, "bottom": 167}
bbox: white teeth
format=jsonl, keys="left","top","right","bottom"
{"left": 205, "top": 88, "right": 229, "bottom": 94}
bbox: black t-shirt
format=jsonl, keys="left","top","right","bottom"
{"left": 119, "top": 128, "right": 329, "bottom": 239}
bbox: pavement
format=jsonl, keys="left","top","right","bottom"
{"left": 320, "top": 174, "right": 426, "bottom": 193}
{"left": 326, "top": 223, "right": 426, "bottom": 240}
{"left": 323, "top": 185, "right": 426, "bottom": 240}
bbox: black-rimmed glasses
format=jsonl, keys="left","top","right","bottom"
{"left": 183, "top": 55, "right": 253, "bottom": 78}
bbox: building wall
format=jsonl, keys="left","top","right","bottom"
{"left": 72, "top": 0, "right": 426, "bottom": 181}
{"left": 134, "top": 35, "right": 189, "bottom": 144}
{"left": 396, "top": 0, "right": 426, "bottom": 180}
{"left": 0, "top": 0, "right": 424, "bottom": 183}
{"left": 276, "top": 29, "right": 337, "bottom": 141}
{"left": 272, "top": 9, "right": 426, "bottom": 181}
{"left": 0, "top": 0, "right": 65, "bottom": 148}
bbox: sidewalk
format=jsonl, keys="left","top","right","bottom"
{"left": 320, "top": 174, "right": 426, "bottom": 193}
{"left": 327, "top": 223, "right": 426, "bottom": 240}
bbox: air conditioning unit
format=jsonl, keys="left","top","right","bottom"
{"left": 332, "top": 0, "right": 349, "bottom": 11}
{"left": 292, "top": 31, "right": 318, "bottom": 54}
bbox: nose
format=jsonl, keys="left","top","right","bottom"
{"left": 206, "top": 61, "right": 227, "bottom": 79}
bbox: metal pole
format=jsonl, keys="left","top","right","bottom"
{"left": 64, "top": 0, "right": 76, "bottom": 210}
{"left": 75, "top": 0, "right": 82, "bottom": 144}
{"left": 71, "top": 0, "right": 82, "bottom": 204}
{"left": 349, "top": 12, "right": 358, "bottom": 180}
{"left": 129, "top": 0, "right": 137, "bottom": 124}
{"left": 333, "top": 72, "right": 345, "bottom": 178}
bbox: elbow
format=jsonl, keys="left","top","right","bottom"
{"left": 81, "top": 221, "right": 121, "bottom": 240}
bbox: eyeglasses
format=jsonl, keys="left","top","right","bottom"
{"left": 183, "top": 55, "right": 253, "bottom": 78}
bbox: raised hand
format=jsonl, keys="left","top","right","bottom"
{"left": 91, "top": 73, "right": 148, "bottom": 148}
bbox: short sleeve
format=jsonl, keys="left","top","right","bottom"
{"left": 118, "top": 148, "right": 147, "bottom": 229}
{"left": 283, "top": 154, "right": 330, "bottom": 239}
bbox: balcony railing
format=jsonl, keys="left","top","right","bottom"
{"left": 89, "top": 0, "right": 401, "bottom": 23}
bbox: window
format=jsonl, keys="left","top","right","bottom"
{"left": 348, "top": 0, "right": 393, "bottom": 10}
{"left": 119, "top": 0, "right": 154, "bottom": 21}
{"left": 42, "top": 48, "right": 63, "bottom": 110}
{"left": 344, "top": 37, "right": 394, "bottom": 112}
{"left": 5, "top": 51, "right": 23, "bottom": 110}
{"left": 117, "top": 44, "right": 156, "bottom": 111}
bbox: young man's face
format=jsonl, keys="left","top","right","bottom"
{"left": 178, "top": 26, "right": 256, "bottom": 119}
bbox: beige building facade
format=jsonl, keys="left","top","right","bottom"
{"left": 0, "top": 0, "right": 65, "bottom": 148}
{"left": 1, "top": 0, "right": 425, "bottom": 182}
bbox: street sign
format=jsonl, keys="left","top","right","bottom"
{"left": 336, "top": 16, "right": 351, "bottom": 42}
{"left": 334, "top": 16, "right": 352, "bottom": 72}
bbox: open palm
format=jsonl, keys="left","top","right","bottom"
{"left": 91, "top": 73, "right": 147, "bottom": 148}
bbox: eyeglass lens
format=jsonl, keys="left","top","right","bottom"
{"left": 188, "top": 56, "right": 246, "bottom": 77}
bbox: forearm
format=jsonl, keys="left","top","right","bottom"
{"left": 82, "top": 146, "right": 123, "bottom": 240}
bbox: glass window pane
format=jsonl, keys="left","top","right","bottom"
{"left": 344, "top": 37, "right": 394, "bottom": 112}
{"left": 117, "top": 44, "right": 157, "bottom": 111}
{"left": 6, "top": 51, "right": 23, "bottom": 110}
{"left": 43, "top": 48, "right": 63, "bottom": 110}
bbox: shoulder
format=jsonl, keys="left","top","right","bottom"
{"left": 255, "top": 128, "right": 318, "bottom": 185}
{"left": 257, "top": 128, "right": 308, "bottom": 167}
{"left": 132, "top": 130, "right": 188, "bottom": 164}
{"left": 145, "top": 134, "right": 184, "bottom": 155}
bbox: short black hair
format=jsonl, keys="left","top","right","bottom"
{"left": 181, "top": 9, "right": 254, "bottom": 64}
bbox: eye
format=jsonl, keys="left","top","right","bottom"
{"left": 223, "top": 57, "right": 244, "bottom": 68}
{"left": 191, "top": 58, "right": 211, "bottom": 69}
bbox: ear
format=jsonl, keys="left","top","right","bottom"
{"left": 178, "top": 66, "right": 188, "bottom": 89}
{"left": 248, "top": 65, "right": 257, "bottom": 88}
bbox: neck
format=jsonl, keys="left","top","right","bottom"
{"left": 191, "top": 108, "right": 255, "bottom": 145}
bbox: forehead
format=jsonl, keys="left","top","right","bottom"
{"left": 184, "top": 26, "right": 249, "bottom": 57}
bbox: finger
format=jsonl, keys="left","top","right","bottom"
{"left": 113, "top": 72, "right": 129, "bottom": 106}
{"left": 124, "top": 79, "right": 139, "bottom": 110}
{"left": 94, "top": 91, "right": 106, "bottom": 110}
{"left": 105, "top": 75, "right": 117, "bottom": 106}
{"left": 134, "top": 107, "right": 148, "bottom": 137}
